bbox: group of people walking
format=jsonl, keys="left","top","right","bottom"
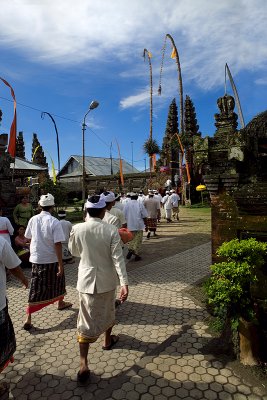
{"left": 1, "top": 186, "right": 181, "bottom": 393}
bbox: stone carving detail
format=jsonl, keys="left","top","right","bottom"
{"left": 32, "top": 133, "right": 48, "bottom": 168}
{"left": 0, "top": 134, "right": 12, "bottom": 176}
{"left": 214, "top": 95, "right": 238, "bottom": 138}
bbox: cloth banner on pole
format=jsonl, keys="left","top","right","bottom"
{"left": 0, "top": 77, "right": 17, "bottom": 157}
{"left": 115, "top": 139, "right": 124, "bottom": 186}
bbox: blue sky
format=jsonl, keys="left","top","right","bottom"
{"left": 0, "top": 0, "right": 267, "bottom": 172}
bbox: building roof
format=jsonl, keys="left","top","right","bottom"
{"left": 59, "top": 155, "right": 140, "bottom": 177}
{"left": 10, "top": 157, "right": 47, "bottom": 171}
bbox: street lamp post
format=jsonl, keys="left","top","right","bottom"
{"left": 82, "top": 100, "right": 99, "bottom": 203}
{"left": 41, "top": 112, "right": 60, "bottom": 174}
{"left": 131, "top": 141, "right": 134, "bottom": 172}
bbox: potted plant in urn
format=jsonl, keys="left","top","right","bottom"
{"left": 205, "top": 238, "right": 267, "bottom": 365}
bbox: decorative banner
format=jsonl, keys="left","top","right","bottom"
{"left": 175, "top": 133, "right": 191, "bottom": 183}
{"left": 46, "top": 152, "right": 57, "bottom": 185}
{"left": 115, "top": 139, "right": 124, "bottom": 186}
{"left": 171, "top": 47, "right": 177, "bottom": 59}
{"left": 32, "top": 145, "right": 56, "bottom": 184}
{"left": 32, "top": 145, "right": 40, "bottom": 162}
{"left": 185, "top": 163, "right": 191, "bottom": 184}
{"left": 0, "top": 77, "right": 17, "bottom": 157}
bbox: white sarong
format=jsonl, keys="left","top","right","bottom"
{"left": 77, "top": 290, "right": 116, "bottom": 343}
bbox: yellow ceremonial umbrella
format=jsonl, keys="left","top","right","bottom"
{"left": 196, "top": 184, "right": 207, "bottom": 205}
{"left": 196, "top": 184, "right": 206, "bottom": 192}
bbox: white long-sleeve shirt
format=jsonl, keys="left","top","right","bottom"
{"left": 170, "top": 193, "right": 180, "bottom": 207}
{"left": 123, "top": 200, "right": 148, "bottom": 231}
{"left": 162, "top": 195, "right": 172, "bottom": 210}
{"left": 69, "top": 217, "right": 128, "bottom": 294}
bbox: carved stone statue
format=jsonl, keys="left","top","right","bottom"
{"left": 0, "top": 134, "right": 12, "bottom": 176}
{"left": 214, "top": 95, "right": 238, "bottom": 137}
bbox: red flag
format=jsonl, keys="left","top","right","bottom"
{"left": 0, "top": 78, "right": 17, "bottom": 157}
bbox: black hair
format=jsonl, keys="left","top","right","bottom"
{"left": 131, "top": 195, "right": 138, "bottom": 200}
{"left": 87, "top": 207, "right": 106, "bottom": 218}
{"left": 86, "top": 195, "right": 106, "bottom": 218}
{"left": 17, "top": 225, "right": 26, "bottom": 232}
{"left": 42, "top": 205, "right": 53, "bottom": 212}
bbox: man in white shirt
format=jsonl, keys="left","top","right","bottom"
{"left": 0, "top": 237, "right": 28, "bottom": 397}
{"left": 101, "top": 191, "right": 121, "bottom": 229}
{"left": 121, "top": 193, "right": 131, "bottom": 206}
{"left": 113, "top": 194, "right": 124, "bottom": 212}
{"left": 58, "top": 210, "right": 74, "bottom": 263}
{"left": 24, "top": 193, "right": 72, "bottom": 330}
{"left": 170, "top": 189, "right": 181, "bottom": 221}
{"left": 153, "top": 190, "right": 163, "bottom": 222}
{"left": 144, "top": 190, "right": 160, "bottom": 238}
{"left": 162, "top": 191, "right": 173, "bottom": 222}
{"left": 123, "top": 192, "right": 148, "bottom": 261}
{"left": 137, "top": 190, "right": 145, "bottom": 204}
{"left": 165, "top": 178, "right": 172, "bottom": 191}
{"left": 68, "top": 195, "right": 128, "bottom": 383}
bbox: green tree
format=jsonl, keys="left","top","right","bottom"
{"left": 159, "top": 98, "right": 179, "bottom": 174}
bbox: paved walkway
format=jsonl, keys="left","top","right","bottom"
{"left": 2, "top": 241, "right": 267, "bottom": 399}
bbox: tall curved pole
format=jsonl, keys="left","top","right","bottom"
{"left": 41, "top": 112, "right": 60, "bottom": 173}
{"left": 143, "top": 48, "right": 154, "bottom": 178}
{"left": 225, "top": 63, "right": 245, "bottom": 129}
{"left": 143, "top": 49, "right": 153, "bottom": 140}
{"left": 158, "top": 34, "right": 184, "bottom": 135}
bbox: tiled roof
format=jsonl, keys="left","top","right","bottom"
{"left": 62, "top": 156, "right": 140, "bottom": 176}
{"left": 10, "top": 157, "right": 47, "bottom": 171}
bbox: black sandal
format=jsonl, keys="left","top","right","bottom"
{"left": 77, "top": 370, "right": 90, "bottom": 383}
{"left": 102, "top": 335, "right": 119, "bottom": 350}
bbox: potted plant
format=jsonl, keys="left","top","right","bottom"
{"left": 205, "top": 238, "right": 267, "bottom": 365}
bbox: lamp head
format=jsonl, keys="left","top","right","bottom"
{"left": 89, "top": 100, "right": 99, "bottom": 110}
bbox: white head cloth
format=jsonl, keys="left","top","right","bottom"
{"left": 85, "top": 195, "right": 106, "bottom": 209}
{"left": 39, "top": 193, "right": 55, "bottom": 207}
{"left": 100, "top": 191, "right": 116, "bottom": 203}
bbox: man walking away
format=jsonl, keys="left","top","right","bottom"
{"left": 170, "top": 189, "right": 181, "bottom": 221}
{"left": 68, "top": 195, "right": 128, "bottom": 383}
{"left": 124, "top": 192, "right": 148, "bottom": 261}
{"left": 162, "top": 191, "right": 172, "bottom": 222}
{"left": 23, "top": 193, "right": 72, "bottom": 331}
{"left": 101, "top": 192, "right": 121, "bottom": 229}
{"left": 58, "top": 210, "right": 74, "bottom": 264}
{"left": 153, "top": 190, "right": 162, "bottom": 222}
{"left": 144, "top": 190, "right": 160, "bottom": 238}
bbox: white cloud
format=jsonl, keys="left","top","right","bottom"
{"left": 1, "top": 0, "right": 267, "bottom": 106}
{"left": 255, "top": 77, "right": 267, "bottom": 85}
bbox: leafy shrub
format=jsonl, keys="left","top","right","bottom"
{"left": 205, "top": 238, "right": 267, "bottom": 325}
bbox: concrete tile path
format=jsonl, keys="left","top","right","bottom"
{"left": 2, "top": 242, "right": 267, "bottom": 399}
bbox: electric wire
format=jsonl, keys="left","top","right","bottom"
{"left": 0, "top": 95, "right": 145, "bottom": 166}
